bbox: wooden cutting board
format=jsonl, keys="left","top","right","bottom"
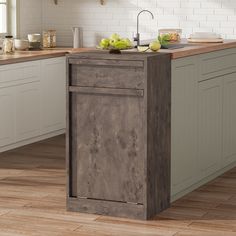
{"left": 188, "top": 38, "right": 224, "bottom": 43}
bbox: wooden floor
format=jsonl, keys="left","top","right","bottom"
{"left": 0, "top": 135, "right": 235, "bottom": 236}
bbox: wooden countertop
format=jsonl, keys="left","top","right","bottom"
{"left": 162, "top": 39, "right": 236, "bottom": 59}
{"left": 1, "top": 40, "right": 236, "bottom": 65}
{"left": 0, "top": 48, "right": 91, "bottom": 65}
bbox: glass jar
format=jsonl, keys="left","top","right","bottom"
{"left": 43, "top": 30, "right": 56, "bottom": 48}
{"left": 3, "top": 36, "right": 15, "bottom": 54}
{"left": 158, "top": 29, "right": 182, "bottom": 43}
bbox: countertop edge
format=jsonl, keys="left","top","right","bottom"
{"left": 1, "top": 40, "right": 236, "bottom": 65}
{"left": 0, "top": 51, "right": 69, "bottom": 65}
{"left": 170, "top": 41, "right": 236, "bottom": 59}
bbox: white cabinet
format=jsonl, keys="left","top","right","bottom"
{"left": 222, "top": 72, "right": 236, "bottom": 166}
{"left": 0, "top": 57, "right": 66, "bottom": 151}
{"left": 0, "top": 87, "right": 15, "bottom": 147}
{"left": 172, "top": 49, "right": 236, "bottom": 201}
{"left": 171, "top": 57, "right": 198, "bottom": 195}
{"left": 198, "top": 78, "right": 222, "bottom": 178}
{"left": 41, "top": 57, "right": 66, "bottom": 133}
{"left": 15, "top": 82, "right": 41, "bottom": 141}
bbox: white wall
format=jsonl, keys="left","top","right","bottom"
{"left": 19, "top": 0, "right": 42, "bottom": 38}
{"left": 19, "top": 0, "right": 236, "bottom": 47}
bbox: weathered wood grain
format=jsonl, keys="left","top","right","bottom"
{"left": 146, "top": 54, "right": 171, "bottom": 219}
{"left": 70, "top": 63, "right": 145, "bottom": 89}
{"left": 67, "top": 51, "right": 171, "bottom": 219}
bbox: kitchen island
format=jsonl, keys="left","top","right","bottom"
{"left": 67, "top": 51, "right": 171, "bottom": 220}
{"left": 67, "top": 42, "right": 236, "bottom": 220}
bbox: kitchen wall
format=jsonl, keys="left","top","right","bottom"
{"left": 19, "top": 0, "right": 236, "bottom": 47}
{"left": 19, "top": 0, "right": 42, "bottom": 37}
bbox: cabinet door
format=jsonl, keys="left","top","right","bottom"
{"left": 41, "top": 57, "right": 66, "bottom": 134}
{"left": 69, "top": 87, "right": 145, "bottom": 204}
{"left": 198, "top": 78, "right": 222, "bottom": 178}
{"left": 222, "top": 72, "right": 236, "bottom": 166}
{"left": 0, "top": 87, "right": 15, "bottom": 147}
{"left": 15, "top": 83, "right": 41, "bottom": 141}
{"left": 171, "top": 58, "right": 198, "bottom": 195}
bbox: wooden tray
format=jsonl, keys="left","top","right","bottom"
{"left": 188, "top": 38, "right": 224, "bottom": 43}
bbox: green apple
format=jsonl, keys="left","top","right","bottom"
{"left": 123, "top": 38, "right": 133, "bottom": 48}
{"left": 109, "top": 39, "right": 117, "bottom": 47}
{"left": 99, "top": 38, "right": 110, "bottom": 49}
{"left": 113, "top": 40, "right": 128, "bottom": 50}
{"left": 110, "top": 33, "right": 121, "bottom": 41}
{"left": 149, "top": 40, "right": 161, "bottom": 52}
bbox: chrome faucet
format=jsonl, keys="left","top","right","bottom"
{"left": 134, "top": 10, "right": 154, "bottom": 47}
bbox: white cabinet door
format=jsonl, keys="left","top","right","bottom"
{"left": 15, "top": 82, "right": 41, "bottom": 141}
{"left": 41, "top": 57, "right": 66, "bottom": 134}
{"left": 198, "top": 78, "right": 222, "bottom": 178}
{"left": 222, "top": 72, "right": 236, "bottom": 166}
{"left": 171, "top": 58, "right": 198, "bottom": 195}
{"left": 0, "top": 87, "right": 15, "bottom": 147}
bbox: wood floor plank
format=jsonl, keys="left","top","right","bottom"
{"left": 175, "top": 229, "right": 236, "bottom": 236}
{"left": 0, "top": 135, "right": 235, "bottom": 236}
{"left": 188, "top": 220, "right": 236, "bottom": 232}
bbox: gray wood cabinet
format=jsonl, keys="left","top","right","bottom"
{"left": 67, "top": 52, "right": 171, "bottom": 220}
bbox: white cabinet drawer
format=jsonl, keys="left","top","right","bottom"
{"left": 200, "top": 48, "right": 236, "bottom": 80}
{"left": 0, "top": 61, "right": 40, "bottom": 87}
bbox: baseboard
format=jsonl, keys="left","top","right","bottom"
{"left": 0, "top": 129, "right": 65, "bottom": 153}
{"left": 171, "top": 161, "right": 236, "bottom": 202}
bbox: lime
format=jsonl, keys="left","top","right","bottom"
{"left": 137, "top": 46, "right": 150, "bottom": 52}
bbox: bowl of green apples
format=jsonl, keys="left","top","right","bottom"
{"left": 98, "top": 33, "right": 134, "bottom": 51}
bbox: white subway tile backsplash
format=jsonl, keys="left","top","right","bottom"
{"left": 19, "top": 0, "right": 236, "bottom": 47}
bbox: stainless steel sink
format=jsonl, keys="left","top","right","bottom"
{"left": 137, "top": 39, "right": 195, "bottom": 50}
{"left": 138, "top": 43, "right": 193, "bottom": 50}
{"left": 161, "top": 43, "right": 194, "bottom": 50}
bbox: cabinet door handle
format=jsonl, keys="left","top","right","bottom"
{"left": 69, "top": 86, "right": 144, "bottom": 97}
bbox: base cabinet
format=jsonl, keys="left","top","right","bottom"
{"left": 198, "top": 78, "right": 222, "bottom": 178}
{"left": 172, "top": 49, "right": 236, "bottom": 200}
{"left": 222, "top": 72, "right": 236, "bottom": 166}
{"left": 0, "top": 57, "right": 66, "bottom": 151}
{"left": 67, "top": 52, "right": 171, "bottom": 220}
{"left": 171, "top": 58, "right": 198, "bottom": 195}
{"left": 15, "top": 83, "right": 41, "bottom": 141}
{"left": 0, "top": 87, "right": 15, "bottom": 147}
{"left": 41, "top": 58, "right": 66, "bottom": 134}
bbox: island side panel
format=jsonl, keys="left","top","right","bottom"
{"left": 146, "top": 55, "right": 171, "bottom": 218}
{"left": 66, "top": 61, "right": 78, "bottom": 198}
